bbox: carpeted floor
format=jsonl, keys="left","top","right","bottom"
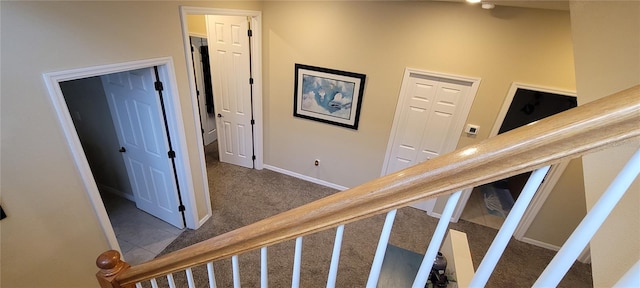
{"left": 156, "top": 142, "right": 592, "bottom": 287}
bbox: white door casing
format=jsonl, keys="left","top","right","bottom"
{"left": 180, "top": 7, "right": 263, "bottom": 228}
{"left": 207, "top": 15, "right": 254, "bottom": 168}
{"left": 191, "top": 38, "right": 217, "bottom": 145}
{"left": 102, "top": 68, "right": 184, "bottom": 228}
{"left": 452, "top": 83, "right": 577, "bottom": 224}
{"left": 452, "top": 83, "right": 576, "bottom": 235}
{"left": 44, "top": 57, "right": 202, "bottom": 251}
{"left": 382, "top": 68, "right": 480, "bottom": 212}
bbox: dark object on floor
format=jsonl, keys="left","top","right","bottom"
{"left": 429, "top": 269, "right": 448, "bottom": 288}
{"left": 428, "top": 252, "right": 448, "bottom": 288}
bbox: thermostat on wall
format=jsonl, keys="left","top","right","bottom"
{"left": 465, "top": 124, "right": 480, "bottom": 135}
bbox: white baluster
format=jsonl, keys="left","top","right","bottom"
{"left": 232, "top": 255, "right": 241, "bottom": 288}
{"left": 412, "top": 190, "right": 462, "bottom": 288}
{"left": 292, "top": 237, "right": 303, "bottom": 288}
{"left": 186, "top": 267, "right": 196, "bottom": 288}
{"left": 470, "top": 166, "right": 551, "bottom": 287}
{"left": 261, "top": 247, "right": 268, "bottom": 288}
{"left": 326, "top": 225, "right": 345, "bottom": 288}
{"left": 366, "top": 209, "right": 397, "bottom": 288}
{"left": 150, "top": 278, "right": 159, "bottom": 288}
{"left": 167, "top": 273, "right": 176, "bottom": 288}
{"left": 135, "top": 283, "right": 143, "bottom": 288}
{"left": 207, "top": 262, "right": 217, "bottom": 288}
{"left": 534, "top": 149, "right": 640, "bottom": 287}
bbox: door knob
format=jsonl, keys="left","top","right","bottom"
{"left": 217, "top": 113, "right": 223, "bottom": 118}
{"left": 119, "top": 147, "right": 126, "bottom": 153}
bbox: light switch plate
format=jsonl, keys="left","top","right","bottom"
{"left": 465, "top": 124, "right": 480, "bottom": 135}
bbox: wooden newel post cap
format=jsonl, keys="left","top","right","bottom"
{"left": 96, "top": 250, "right": 127, "bottom": 277}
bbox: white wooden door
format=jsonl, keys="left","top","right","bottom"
{"left": 207, "top": 15, "right": 253, "bottom": 168}
{"left": 191, "top": 37, "right": 217, "bottom": 146}
{"left": 102, "top": 68, "right": 184, "bottom": 228}
{"left": 383, "top": 70, "right": 477, "bottom": 212}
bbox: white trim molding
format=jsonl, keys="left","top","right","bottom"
{"left": 179, "top": 7, "right": 264, "bottom": 227}
{"left": 263, "top": 165, "right": 349, "bottom": 191}
{"left": 520, "top": 237, "right": 591, "bottom": 264}
{"left": 490, "top": 82, "right": 576, "bottom": 137}
{"left": 98, "top": 184, "right": 135, "bottom": 202}
{"left": 43, "top": 57, "right": 202, "bottom": 251}
{"left": 455, "top": 82, "right": 578, "bottom": 249}
{"left": 513, "top": 161, "right": 570, "bottom": 239}
{"left": 521, "top": 236, "right": 562, "bottom": 251}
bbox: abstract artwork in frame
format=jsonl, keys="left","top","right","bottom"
{"left": 293, "top": 64, "right": 366, "bottom": 130}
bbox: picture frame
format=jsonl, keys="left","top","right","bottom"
{"left": 293, "top": 64, "right": 366, "bottom": 130}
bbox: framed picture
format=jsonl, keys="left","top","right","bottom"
{"left": 294, "top": 64, "right": 366, "bottom": 130}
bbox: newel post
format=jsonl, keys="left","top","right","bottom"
{"left": 96, "top": 250, "right": 132, "bottom": 288}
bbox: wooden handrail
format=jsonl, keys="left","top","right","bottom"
{"left": 108, "top": 85, "right": 639, "bottom": 286}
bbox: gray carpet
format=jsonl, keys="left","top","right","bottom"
{"left": 155, "top": 142, "right": 592, "bottom": 287}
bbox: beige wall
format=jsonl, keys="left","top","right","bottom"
{"left": 0, "top": 1, "right": 261, "bottom": 287}
{"left": 4, "top": 1, "right": 626, "bottom": 286}
{"left": 524, "top": 158, "right": 587, "bottom": 246}
{"left": 570, "top": 1, "right": 640, "bottom": 286}
{"left": 263, "top": 1, "right": 580, "bottom": 246}
{"left": 262, "top": 1, "right": 576, "bottom": 188}
{"left": 187, "top": 14, "right": 207, "bottom": 36}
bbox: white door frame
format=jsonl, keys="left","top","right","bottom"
{"left": 381, "top": 68, "right": 480, "bottom": 213}
{"left": 43, "top": 57, "right": 201, "bottom": 251}
{"left": 451, "top": 82, "right": 576, "bottom": 239}
{"left": 179, "top": 7, "right": 263, "bottom": 221}
{"left": 179, "top": 6, "right": 263, "bottom": 169}
{"left": 189, "top": 34, "right": 218, "bottom": 146}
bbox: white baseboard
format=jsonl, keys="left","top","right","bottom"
{"left": 520, "top": 236, "right": 591, "bottom": 264}
{"left": 428, "top": 211, "right": 443, "bottom": 219}
{"left": 98, "top": 184, "right": 135, "bottom": 202}
{"left": 520, "top": 236, "right": 561, "bottom": 251}
{"left": 263, "top": 165, "right": 349, "bottom": 191}
{"left": 197, "top": 213, "right": 211, "bottom": 229}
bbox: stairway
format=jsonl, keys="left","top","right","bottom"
{"left": 378, "top": 230, "right": 474, "bottom": 288}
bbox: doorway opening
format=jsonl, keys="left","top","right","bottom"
{"left": 190, "top": 35, "right": 218, "bottom": 148}
{"left": 59, "top": 69, "right": 187, "bottom": 264}
{"left": 457, "top": 83, "right": 577, "bottom": 230}
{"left": 180, "top": 7, "right": 264, "bottom": 217}
{"left": 43, "top": 58, "right": 202, "bottom": 261}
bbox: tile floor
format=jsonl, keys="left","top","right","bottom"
{"left": 101, "top": 193, "right": 184, "bottom": 265}
{"left": 459, "top": 187, "right": 505, "bottom": 230}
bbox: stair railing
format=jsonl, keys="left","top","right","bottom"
{"left": 96, "top": 85, "right": 639, "bottom": 288}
